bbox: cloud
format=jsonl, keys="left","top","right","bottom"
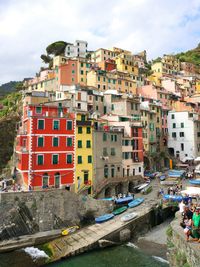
{"left": 0, "top": 0, "right": 200, "bottom": 84}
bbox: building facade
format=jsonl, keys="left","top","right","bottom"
{"left": 15, "top": 102, "right": 75, "bottom": 190}
{"left": 167, "top": 111, "right": 200, "bottom": 161}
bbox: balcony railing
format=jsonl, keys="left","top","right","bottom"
{"left": 76, "top": 120, "right": 91, "bottom": 126}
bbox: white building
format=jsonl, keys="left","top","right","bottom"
{"left": 65, "top": 40, "right": 88, "bottom": 58}
{"left": 167, "top": 111, "right": 200, "bottom": 161}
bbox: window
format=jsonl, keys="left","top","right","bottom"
{"left": 52, "top": 154, "right": 58, "bottom": 164}
{"left": 114, "top": 135, "right": 117, "bottom": 142}
{"left": 88, "top": 155, "right": 92, "bottom": 163}
{"left": 78, "top": 127, "right": 82, "bottom": 134}
{"left": 86, "top": 140, "right": 91, "bottom": 148}
{"left": 53, "top": 120, "right": 59, "bottom": 130}
{"left": 181, "top": 143, "right": 184, "bottom": 151}
{"left": 111, "top": 104, "right": 114, "bottom": 110}
{"left": 172, "top": 132, "right": 176, "bottom": 138}
{"left": 78, "top": 140, "right": 82, "bottom": 148}
{"left": 172, "top": 123, "right": 176, "bottom": 128}
{"left": 111, "top": 148, "right": 116, "bottom": 156}
{"left": 38, "top": 137, "right": 44, "bottom": 147}
{"left": 86, "top": 127, "right": 91, "bottom": 134}
{"left": 180, "top": 132, "right": 184, "bottom": 137}
{"left": 67, "top": 154, "right": 72, "bottom": 164}
{"left": 67, "top": 137, "right": 73, "bottom": 147}
{"left": 181, "top": 123, "right": 184, "bottom": 128}
{"left": 67, "top": 121, "right": 72, "bottom": 130}
{"left": 104, "top": 165, "right": 108, "bottom": 178}
{"left": 81, "top": 115, "right": 86, "bottom": 121}
{"left": 78, "top": 156, "right": 82, "bottom": 164}
{"left": 197, "top": 132, "right": 200, "bottom": 137}
{"left": 36, "top": 107, "right": 42, "bottom": 114}
{"left": 38, "top": 119, "right": 44, "bottom": 129}
{"left": 72, "top": 70, "right": 75, "bottom": 74}
{"left": 37, "top": 155, "right": 44, "bottom": 165}
{"left": 80, "top": 70, "right": 84, "bottom": 75}
{"left": 139, "top": 167, "right": 141, "bottom": 173}
{"left": 98, "top": 76, "right": 100, "bottom": 81}
{"left": 53, "top": 137, "right": 59, "bottom": 147}
{"left": 81, "top": 62, "right": 84, "bottom": 67}
{"left": 103, "top": 133, "right": 107, "bottom": 141}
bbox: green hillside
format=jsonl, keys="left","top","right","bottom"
{"left": 0, "top": 81, "right": 19, "bottom": 98}
{"left": 176, "top": 44, "right": 200, "bottom": 66}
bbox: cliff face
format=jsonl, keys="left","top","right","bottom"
{"left": 0, "top": 189, "right": 112, "bottom": 241}
{"left": 0, "top": 92, "right": 22, "bottom": 174}
{"left": 167, "top": 213, "right": 200, "bottom": 267}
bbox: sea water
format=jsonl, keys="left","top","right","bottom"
{"left": 0, "top": 244, "right": 169, "bottom": 267}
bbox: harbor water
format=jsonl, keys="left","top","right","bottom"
{"left": 0, "top": 243, "right": 169, "bottom": 267}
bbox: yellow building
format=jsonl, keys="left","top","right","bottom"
{"left": 151, "top": 55, "right": 180, "bottom": 76}
{"left": 114, "top": 53, "right": 139, "bottom": 76}
{"left": 77, "top": 58, "right": 91, "bottom": 86}
{"left": 196, "top": 80, "right": 200, "bottom": 93}
{"left": 87, "top": 69, "right": 137, "bottom": 94}
{"left": 75, "top": 112, "right": 93, "bottom": 194}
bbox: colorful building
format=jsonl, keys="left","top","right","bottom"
{"left": 75, "top": 112, "right": 93, "bottom": 194}
{"left": 15, "top": 101, "right": 75, "bottom": 190}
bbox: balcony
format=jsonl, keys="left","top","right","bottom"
{"left": 76, "top": 120, "right": 91, "bottom": 126}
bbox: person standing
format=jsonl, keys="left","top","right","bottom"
{"left": 191, "top": 208, "right": 200, "bottom": 242}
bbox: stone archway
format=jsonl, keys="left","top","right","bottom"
{"left": 115, "top": 183, "right": 123, "bottom": 195}
{"left": 128, "top": 181, "right": 135, "bottom": 193}
{"left": 105, "top": 187, "right": 112, "bottom": 198}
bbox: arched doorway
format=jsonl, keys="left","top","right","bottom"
{"left": 105, "top": 187, "right": 111, "bottom": 198}
{"left": 168, "top": 148, "right": 174, "bottom": 157}
{"left": 42, "top": 173, "right": 49, "bottom": 188}
{"left": 115, "top": 183, "right": 123, "bottom": 195}
{"left": 55, "top": 172, "right": 60, "bottom": 188}
{"left": 128, "top": 182, "right": 134, "bottom": 193}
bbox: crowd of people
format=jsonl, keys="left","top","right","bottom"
{"left": 179, "top": 200, "right": 200, "bottom": 242}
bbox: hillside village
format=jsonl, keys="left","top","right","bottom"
{"left": 3, "top": 40, "right": 200, "bottom": 196}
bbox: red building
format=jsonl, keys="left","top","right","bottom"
{"left": 15, "top": 102, "right": 75, "bottom": 190}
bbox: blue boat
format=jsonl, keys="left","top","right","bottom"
{"left": 128, "top": 198, "right": 144, "bottom": 208}
{"left": 189, "top": 180, "right": 200, "bottom": 185}
{"left": 100, "top": 197, "right": 114, "bottom": 201}
{"left": 159, "top": 175, "right": 166, "bottom": 181}
{"left": 169, "top": 169, "right": 185, "bottom": 174}
{"left": 115, "top": 196, "right": 134, "bottom": 204}
{"left": 163, "top": 194, "right": 189, "bottom": 202}
{"left": 95, "top": 213, "right": 114, "bottom": 223}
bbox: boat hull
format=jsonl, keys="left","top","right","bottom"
{"left": 128, "top": 198, "right": 144, "bottom": 208}
{"left": 95, "top": 214, "right": 114, "bottom": 223}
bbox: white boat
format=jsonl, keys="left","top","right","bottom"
{"left": 137, "top": 183, "right": 149, "bottom": 191}
{"left": 121, "top": 212, "right": 137, "bottom": 222}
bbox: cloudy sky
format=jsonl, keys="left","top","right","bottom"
{"left": 0, "top": 0, "right": 200, "bottom": 84}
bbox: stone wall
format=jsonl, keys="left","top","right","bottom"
{"left": 0, "top": 189, "right": 113, "bottom": 241}
{"left": 167, "top": 213, "right": 200, "bottom": 267}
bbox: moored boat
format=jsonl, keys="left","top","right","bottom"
{"left": 95, "top": 213, "right": 114, "bottom": 223}
{"left": 61, "top": 226, "right": 79, "bottom": 236}
{"left": 189, "top": 179, "right": 200, "bottom": 185}
{"left": 128, "top": 198, "right": 144, "bottom": 208}
{"left": 121, "top": 212, "right": 137, "bottom": 222}
{"left": 112, "top": 206, "right": 127, "bottom": 216}
{"left": 163, "top": 194, "right": 189, "bottom": 202}
{"left": 115, "top": 196, "right": 133, "bottom": 204}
